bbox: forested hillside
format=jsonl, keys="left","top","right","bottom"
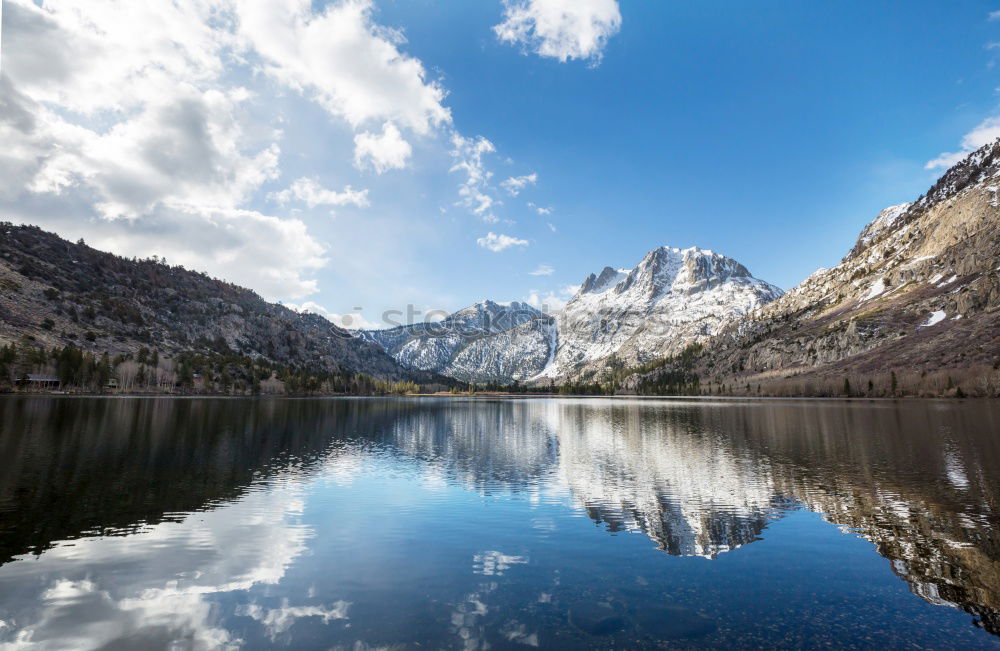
{"left": 0, "top": 224, "right": 441, "bottom": 393}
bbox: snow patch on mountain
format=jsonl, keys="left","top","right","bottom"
{"left": 858, "top": 203, "right": 912, "bottom": 248}
{"left": 548, "top": 245, "right": 784, "bottom": 378}
{"left": 361, "top": 300, "right": 555, "bottom": 383}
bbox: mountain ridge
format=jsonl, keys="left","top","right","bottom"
{"left": 3, "top": 139, "right": 999, "bottom": 396}
{"left": 360, "top": 299, "right": 555, "bottom": 383}
{"left": 0, "top": 224, "right": 441, "bottom": 391}
{"left": 617, "top": 139, "right": 1000, "bottom": 396}
{"left": 360, "top": 245, "right": 783, "bottom": 384}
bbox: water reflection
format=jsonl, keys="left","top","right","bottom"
{"left": 0, "top": 396, "right": 997, "bottom": 648}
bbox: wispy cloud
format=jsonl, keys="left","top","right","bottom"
{"left": 525, "top": 284, "right": 577, "bottom": 313}
{"left": 925, "top": 115, "right": 1000, "bottom": 169}
{"left": 501, "top": 172, "right": 537, "bottom": 196}
{"left": 283, "top": 301, "right": 378, "bottom": 330}
{"left": 270, "top": 178, "right": 369, "bottom": 211}
{"left": 477, "top": 231, "right": 528, "bottom": 252}
{"left": 0, "top": 0, "right": 465, "bottom": 300}
{"left": 451, "top": 134, "right": 500, "bottom": 221}
{"left": 528, "top": 263, "right": 554, "bottom": 275}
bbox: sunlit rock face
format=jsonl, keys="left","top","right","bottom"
{"left": 360, "top": 248, "right": 783, "bottom": 385}
{"left": 667, "top": 139, "right": 1000, "bottom": 387}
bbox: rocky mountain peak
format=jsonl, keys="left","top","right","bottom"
{"left": 545, "top": 244, "right": 783, "bottom": 380}
{"left": 580, "top": 266, "right": 629, "bottom": 295}
{"left": 448, "top": 299, "right": 543, "bottom": 334}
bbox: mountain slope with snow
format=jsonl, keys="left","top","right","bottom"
{"left": 544, "top": 246, "right": 784, "bottom": 381}
{"left": 360, "top": 300, "right": 555, "bottom": 383}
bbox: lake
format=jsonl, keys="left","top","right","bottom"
{"left": 0, "top": 396, "right": 997, "bottom": 649}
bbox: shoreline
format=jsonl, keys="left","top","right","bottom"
{"left": 0, "top": 391, "right": 981, "bottom": 402}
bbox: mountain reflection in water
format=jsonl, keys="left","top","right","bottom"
{"left": 0, "top": 396, "right": 997, "bottom": 648}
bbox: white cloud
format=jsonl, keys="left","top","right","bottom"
{"left": 64, "top": 207, "right": 329, "bottom": 300}
{"left": 237, "top": 600, "right": 350, "bottom": 641}
{"left": 494, "top": 0, "right": 622, "bottom": 64}
{"left": 990, "top": 10, "right": 1000, "bottom": 20}
{"left": 0, "top": 483, "right": 312, "bottom": 650}
{"left": 0, "top": 0, "right": 327, "bottom": 298}
{"left": 546, "top": 222, "right": 557, "bottom": 232}
{"left": 501, "top": 172, "right": 537, "bottom": 196}
{"left": 283, "top": 301, "right": 379, "bottom": 330}
{"left": 235, "top": 0, "right": 450, "bottom": 135}
{"left": 926, "top": 116, "right": 1000, "bottom": 169}
{"left": 527, "top": 202, "right": 553, "bottom": 215}
{"left": 528, "top": 264, "right": 554, "bottom": 276}
{"left": 477, "top": 231, "right": 528, "bottom": 252}
{"left": 0, "top": 0, "right": 538, "bottom": 306}
{"left": 525, "top": 284, "right": 576, "bottom": 313}
{"left": 271, "top": 178, "right": 369, "bottom": 210}
{"left": 451, "top": 133, "right": 500, "bottom": 220}
{"left": 353, "top": 121, "right": 413, "bottom": 173}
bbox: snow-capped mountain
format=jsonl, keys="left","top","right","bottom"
{"left": 360, "top": 300, "right": 555, "bottom": 383}
{"left": 362, "top": 248, "right": 782, "bottom": 384}
{"left": 542, "top": 246, "right": 784, "bottom": 380}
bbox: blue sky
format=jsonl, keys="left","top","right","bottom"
{"left": 3, "top": 1, "right": 1000, "bottom": 327}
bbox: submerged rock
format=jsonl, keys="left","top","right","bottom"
{"left": 568, "top": 602, "right": 628, "bottom": 636}
{"left": 635, "top": 604, "right": 717, "bottom": 640}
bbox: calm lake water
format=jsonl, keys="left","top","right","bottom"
{"left": 0, "top": 397, "right": 997, "bottom": 649}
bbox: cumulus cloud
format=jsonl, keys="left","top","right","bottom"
{"left": 527, "top": 202, "right": 553, "bottom": 215}
{"left": 0, "top": 0, "right": 486, "bottom": 301}
{"left": 494, "top": 0, "right": 622, "bottom": 64}
{"left": 0, "top": 0, "right": 538, "bottom": 300}
{"left": 353, "top": 121, "right": 413, "bottom": 173}
{"left": 54, "top": 207, "right": 328, "bottom": 300}
{"left": 477, "top": 232, "right": 528, "bottom": 252}
{"left": 0, "top": 0, "right": 326, "bottom": 298}
{"left": 235, "top": 0, "right": 451, "bottom": 135}
{"left": 271, "top": 178, "right": 369, "bottom": 210}
{"left": 501, "top": 172, "right": 537, "bottom": 196}
{"left": 528, "top": 264, "right": 554, "bottom": 276}
{"left": 925, "top": 116, "right": 1000, "bottom": 169}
